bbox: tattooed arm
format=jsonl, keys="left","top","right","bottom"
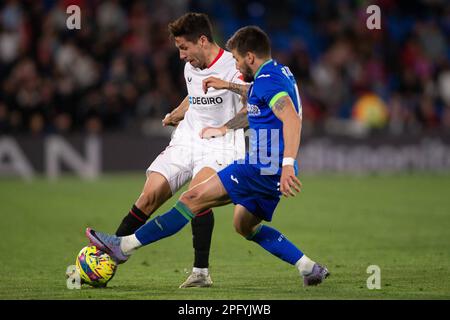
{"left": 200, "top": 76, "right": 250, "bottom": 139}
{"left": 202, "top": 76, "right": 250, "bottom": 98}
{"left": 200, "top": 106, "right": 248, "bottom": 139}
{"left": 227, "top": 82, "right": 250, "bottom": 100}
{"left": 271, "top": 95, "right": 301, "bottom": 161}
{"left": 225, "top": 106, "right": 248, "bottom": 130}
{"left": 229, "top": 82, "right": 249, "bottom": 106}
{"left": 271, "top": 95, "right": 303, "bottom": 197}
{"left": 203, "top": 76, "right": 249, "bottom": 120}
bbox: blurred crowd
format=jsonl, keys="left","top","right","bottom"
{"left": 0, "top": 0, "right": 449, "bottom": 136}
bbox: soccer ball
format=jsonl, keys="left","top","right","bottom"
{"left": 75, "top": 246, "right": 117, "bottom": 287}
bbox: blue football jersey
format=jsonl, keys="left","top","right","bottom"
{"left": 245, "top": 59, "right": 302, "bottom": 175}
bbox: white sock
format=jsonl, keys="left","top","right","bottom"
{"left": 295, "top": 255, "right": 316, "bottom": 276}
{"left": 120, "top": 234, "right": 142, "bottom": 256}
{"left": 193, "top": 267, "right": 209, "bottom": 275}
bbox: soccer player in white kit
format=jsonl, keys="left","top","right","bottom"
{"left": 113, "top": 13, "right": 248, "bottom": 288}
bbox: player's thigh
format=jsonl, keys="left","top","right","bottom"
{"left": 188, "top": 166, "right": 216, "bottom": 189}
{"left": 135, "top": 172, "right": 173, "bottom": 212}
{"left": 233, "top": 204, "right": 262, "bottom": 237}
{"left": 180, "top": 173, "right": 231, "bottom": 214}
{"left": 192, "top": 147, "right": 235, "bottom": 181}
{"left": 147, "top": 145, "right": 193, "bottom": 193}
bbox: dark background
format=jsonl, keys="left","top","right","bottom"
{"left": 0, "top": 0, "right": 449, "bottom": 137}
{"left": 1, "top": 0, "right": 450, "bottom": 175}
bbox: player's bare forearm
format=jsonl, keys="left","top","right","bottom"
{"left": 272, "top": 95, "right": 302, "bottom": 196}
{"left": 225, "top": 107, "right": 248, "bottom": 130}
{"left": 240, "top": 94, "right": 248, "bottom": 107}
{"left": 171, "top": 96, "right": 189, "bottom": 122}
{"left": 203, "top": 76, "right": 250, "bottom": 99}
{"left": 163, "top": 96, "right": 189, "bottom": 126}
{"left": 282, "top": 114, "right": 301, "bottom": 159}
{"left": 272, "top": 95, "right": 301, "bottom": 159}
{"left": 200, "top": 107, "right": 248, "bottom": 139}
{"left": 228, "top": 82, "right": 250, "bottom": 99}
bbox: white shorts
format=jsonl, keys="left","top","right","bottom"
{"left": 147, "top": 144, "right": 240, "bottom": 194}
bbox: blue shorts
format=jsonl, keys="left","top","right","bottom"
{"left": 217, "top": 163, "right": 282, "bottom": 222}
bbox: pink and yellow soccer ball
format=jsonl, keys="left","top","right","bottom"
{"left": 75, "top": 246, "right": 117, "bottom": 287}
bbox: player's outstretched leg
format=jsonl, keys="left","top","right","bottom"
{"left": 85, "top": 174, "right": 230, "bottom": 265}
{"left": 233, "top": 205, "right": 329, "bottom": 286}
{"left": 85, "top": 200, "right": 194, "bottom": 264}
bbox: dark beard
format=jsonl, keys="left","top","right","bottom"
{"left": 242, "top": 65, "right": 254, "bottom": 82}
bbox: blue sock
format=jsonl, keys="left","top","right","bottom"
{"left": 247, "top": 225, "right": 303, "bottom": 265}
{"left": 135, "top": 201, "right": 194, "bottom": 246}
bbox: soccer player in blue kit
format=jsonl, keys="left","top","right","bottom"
{"left": 86, "top": 26, "right": 329, "bottom": 286}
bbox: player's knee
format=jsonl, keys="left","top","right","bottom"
{"left": 179, "top": 189, "right": 202, "bottom": 208}
{"left": 233, "top": 220, "right": 252, "bottom": 238}
{"left": 179, "top": 190, "right": 192, "bottom": 204}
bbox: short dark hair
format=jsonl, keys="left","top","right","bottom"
{"left": 226, "top": 26, "right": 271, "bottom": 58}
{"left": 168, "top": 12, "right": 214, "bottom": 43}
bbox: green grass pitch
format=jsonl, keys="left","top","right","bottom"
{"left": 0, "top": 173, "right": 449, "bottom": 299}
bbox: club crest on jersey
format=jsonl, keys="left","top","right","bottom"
{"left": 247, "top": 103, "right": 261, "bottom": 116}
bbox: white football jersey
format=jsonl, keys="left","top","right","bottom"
{"left": 170, "top": 49, "right": 246, "bottom": 159}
